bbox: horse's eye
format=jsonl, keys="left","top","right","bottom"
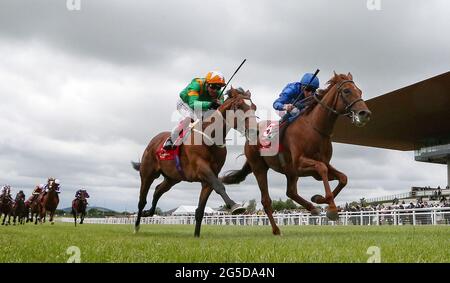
{"left": 343, "top": 89, "right": 351, "bottom": 95}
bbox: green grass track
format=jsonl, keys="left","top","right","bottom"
{"left": 1, "top": 223, "right": 449, "bottom": 263}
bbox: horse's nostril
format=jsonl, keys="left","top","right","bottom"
{"left": 358, "top": 110, "right": 371, "bottom": 119}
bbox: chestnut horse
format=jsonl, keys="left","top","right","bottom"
{"left": 222, "top": 73, "right": 371, "bottom": 235}
{"left": 38, "top": 178, "right": 60, "bottom": 224}
{"left": 132, "top": 87, "right": 257, "bottom": 237}
{"left": 28, "top": 195, "right": 41, "bottom": 224}
{"left": 72, "top": 190, "right": 90, "bottom": 226}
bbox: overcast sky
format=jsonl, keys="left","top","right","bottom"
{"left": 0, "top": 0, "right": 448, "bottom": 212}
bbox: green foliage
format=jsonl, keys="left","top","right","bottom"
{"left": 349, "top": 201, "right": 360, "bottom": 208}
{"left": 87, "top": 208, "right": 116, "bottom": 217}
{"left": 285, "top": 199, "right": 298, "bottom": 210}
{"left": 360, "top": 198, "right": 368, "bottom": 207}
{"left": 155, "top": 207, "right": 163, "bottom": 216}
{"left": 271, "top": 198, "right": 299, "bottom": 211}
{"left": 246, "top": 199, "right": 257, "bottom": 214}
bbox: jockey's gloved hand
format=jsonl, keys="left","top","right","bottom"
{"left": 209, "top": 101, "right": 221, "bottom": 110}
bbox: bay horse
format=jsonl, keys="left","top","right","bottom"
{"left": 26, "top": 185, "right": 43, "bottom": 224}
{"left": 0, "top": 193, "right": 13, "bottom": 225}
{"left": 221, "top": 72, "right": 371, "bottom": 235}
{"left": 12, "top": 191, "right": 27, "bottom": 225}
{"left": 132, "top": 87, "right": 257, "bottom": 237}
{"left": 72, "top": 190, "right": 90, "bottom": 226}
{"left": 28, "top": 194, "right": 41, "bottom": 224}
{"left": 38, "top": 178, "right": 60, "bottom": 225}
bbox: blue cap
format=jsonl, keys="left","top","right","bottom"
{"left": 300, "top": 73, "right": 320, "bottom": 89}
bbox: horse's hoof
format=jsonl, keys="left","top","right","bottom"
{"left": 142, "top": 210, "right": 152, "bottom": 217}
{"left": 230, "top": 204, "right": 246, "bottom": 215}
{"left": 326, "top": 210, "right": 339, "bottom": 221}
{"left": 134, "top": 225, "right": 140, "bottom": 234}
{"left": 51, "top": 222, "right": 55, "bottom": 225}
{"left": 273, "top": 227, "right": 282, "bottom": 236}
{"left": 311, "top": 194, "right": 325, "bottom": 204}
{"left": 310, "top": 207, "right": 321, "bottom": 216}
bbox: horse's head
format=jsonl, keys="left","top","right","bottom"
{"left": 16, "top": 191, "right": 25, "bottom": 201}
{"left": 320, "top": 72, "right": 371, "bottom": 127}
{"left": 221, "top": 86, "right": 258, "bottom": 142}
{"left": 46, "top": 177, "right": 59, "bottom": 192}
{"left": 81, "top": 190, "right": 90, "bottom": 200}
{"left": 47, "top": 177, "right": 55, "bottom": 189}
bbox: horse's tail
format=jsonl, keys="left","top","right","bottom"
{"left": 220, "top": 161, "right": 252, "bottom": 184}
{"left": 131, "top": 161, "right": 141, "bottom": 171}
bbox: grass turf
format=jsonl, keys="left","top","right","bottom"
{"left": 1, "top": 223, "right": 449, "bottom": 263}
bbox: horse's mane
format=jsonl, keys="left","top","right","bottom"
{"left": 224, "top": 87, "right": 250, "bottom": 99}
{"left": 302, "top": 73, "right": 349, "bottom": 115}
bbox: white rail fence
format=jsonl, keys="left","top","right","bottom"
{"left": 59, "top": 207, "right": 450, "bottom": 226}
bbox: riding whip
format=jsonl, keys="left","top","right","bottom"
{"left": 219, "top": 59, "right": 247, "bottom": 98}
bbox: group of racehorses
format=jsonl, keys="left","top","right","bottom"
{"left": 0, "top": 190, "right": 27, "bottom": 226}
{"left": 132, "top": 73, "right": 372, "bottom": 237}
{"left": 0, "top": 178, "right": 89, "bottom": 226}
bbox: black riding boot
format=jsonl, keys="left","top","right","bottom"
{"left": 162, "top": 137, "right": 175, "bottom": 150}
{"left": 163, "top": 117, "right": 191, "bottom": 150}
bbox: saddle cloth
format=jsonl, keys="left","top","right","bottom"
{"left": 156, "top": 118, "right": 202, "bottom": 161}
{"left": 259, "top": 121, "right": 285, "bottom": 154}
{"left": 156, "top": 139, "right": 181, "bottom": 161}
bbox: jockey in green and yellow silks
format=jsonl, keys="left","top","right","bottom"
{"left": 163, "top": 71, "right": 226, "bottom": 150}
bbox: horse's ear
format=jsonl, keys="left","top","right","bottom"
{"left": 245, "top": 90, "right": 251, "bottom": 98}
{"left": 347, "top": 72, "right": 353, "bottom": 80}
{"left": 229, "top": 85, "right": 236, "bottom": 98}
{"left": 333, "top": 70, "right": 338, "bottom": 77}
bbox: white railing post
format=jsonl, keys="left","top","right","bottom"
{"left": 71, "top": 207, "right": 450, "bottom": 227}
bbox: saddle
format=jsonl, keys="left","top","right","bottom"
{"left": 259, "top": 121, "right": 285, "bottom": 153}
{"left": 156, "top": 119, "right": 199, "bottom": 161}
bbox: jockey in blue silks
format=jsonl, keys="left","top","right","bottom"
{"left": 273, "top": 73, "right": 320, "bottom": 124}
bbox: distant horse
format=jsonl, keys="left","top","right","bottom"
{"left": 38, "top": 178, "right": 60, "bottom": 225}
{"left": 222, "top": 73, "right": 371, "bottom": 235}
{"left": 28, "top": 195, "right": 41, "bottom": 224}
{"left": 26, "top": 185, "right": 43, "bottom": 224}
{"left": 0, "top": 194, "right": 13, "bottom": 225}
{"left": 132, "top": 87, "right": 257, "bottom": 237}
{"left": 72, "top": 190, "right": 90, "bottom": 226}
{"left": 12, "top": 191, "right": 26, "bottom": 225}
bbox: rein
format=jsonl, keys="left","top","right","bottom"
{"left": 194, "top": 95, "right": 256, "bottom": 147}
{"left": 312, "top": 80, "right": 363, "bottom": 116}
{"left": 306, "top": 79, "right": 363, "bottom": 137}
